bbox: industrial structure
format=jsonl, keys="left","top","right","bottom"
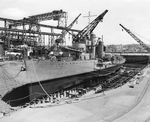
{"left": 119, "top": 24, "right": 150, "bottom": 52}
{"left": 0, "top": 9, "right": 81, "bottom": 53}
{"left": 118, "top": 24, "right": 150, "bottom": 64}
{"left": 1, "top": 9, "right": 126, "bottom": 107}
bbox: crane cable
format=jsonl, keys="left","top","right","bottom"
{"left": 31, "top": 59, "right": 51, "bottom": 98}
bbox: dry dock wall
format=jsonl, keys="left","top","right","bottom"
{"left": 123, "top": 55, "right": 150, "bottom": 64}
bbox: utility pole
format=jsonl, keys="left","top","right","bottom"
{"left": 83, "top": 11, "right": 97, "bottom": 24}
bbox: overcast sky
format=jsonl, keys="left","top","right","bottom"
{"left": 0, "top": 0, "right": 150, "bottom": 45}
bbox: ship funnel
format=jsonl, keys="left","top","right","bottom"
{"left": 90, "top": 33, "right": 97, "bottom": 59}
{"left": 96, "top": 40, "right": 104, "bottom": 59}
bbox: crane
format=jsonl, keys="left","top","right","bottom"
{"left": 10, "top": 10, "right": 67, "bottom": 27}
{"left": 28, "top": 10, "right": 67, "bottom": 22}
{"left": 73, "top": 9, "right": 108, "bottom": 42}
{"left": 61, "top": 13, "right": 81, "bottom": 38}
{"left": 55, "top": 14, "right": 81, "bottom": 44}
{"left": 119, "top": 24, "right": 150, "bottom": 52}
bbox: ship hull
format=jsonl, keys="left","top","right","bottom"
{"left": 2, "top": 59, "right": 124, "bottom": 84}
{"left": 2, "top": 60, "right": 98, "bottom": 84}
{"left": 0, "top": 59, "right": 123, "bottom": 97}
{"left": 2, "top": 60, "right": 123, "bottom": 106}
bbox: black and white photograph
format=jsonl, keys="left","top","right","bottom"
{"left": 0, "top": 0, "right": 150, "bottom": 122}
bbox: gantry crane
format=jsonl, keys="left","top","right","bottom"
{"left": 73, "top": 10, "right": 108, "bottom": 42}
{"left": 0, "top": 10, "right": 80, "bottom": 48}
{"left": 119, "top": 24, "right": 150, "bottom": 52}
{"left": 11, "top": 10, "right": 67, "bottom": 27}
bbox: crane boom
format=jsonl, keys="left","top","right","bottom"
{"left": 61, "top": 13, "right": 81, "bottom": 37}
{"left": 119, "top": 24, "right": 150, "bottom": 52}
{"left": 29, "top": 10, "right": 66, "bottom": 22}
{"left": 67, "top": 14, "right": 81, "bottom": 29}
{"left": 74, "top": 10, "right": 108, "bottom": 42}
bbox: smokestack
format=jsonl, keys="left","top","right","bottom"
{"left": 96, "top": 40, "right": 104, "bottom": 59}
{"left": 90, "top": 33, "right": 97, "bottom": 59}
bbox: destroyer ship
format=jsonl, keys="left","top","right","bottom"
{"left": 0, "top": 10, "right": 125, "bottom": 105}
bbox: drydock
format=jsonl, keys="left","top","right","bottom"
{"left": 0, "top": 8, "right": 150, "bottom": 122}
{"left": 0, "top": 59, "right": 149, "bottom": 122}
{"left": 0, "top": 9, "right": 125, "bottom": 108}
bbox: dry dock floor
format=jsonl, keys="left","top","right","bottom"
{"left": 1, "top": 66, "right": 150, "bottom": 122}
